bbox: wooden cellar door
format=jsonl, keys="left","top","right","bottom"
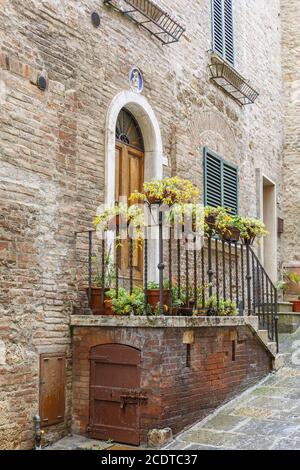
{"left": 89, "top": 344, "right": 142, "bottom": 445}
{"left": 39, "top": 353, "right": 66, "bottom": 427}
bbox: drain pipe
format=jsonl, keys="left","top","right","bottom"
{"left": 34, "top": 415, "right": 42, "bottom": 450}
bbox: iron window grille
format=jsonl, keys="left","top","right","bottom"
{"left": 103, "top": 0, "right": 185, "bottom": 45}
{"left": 209, "top": 53, "right": 259, "bottom": 106}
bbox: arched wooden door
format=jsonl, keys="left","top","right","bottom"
{"left": 115, "top": 108, "right": 144, "bottom": 285}
{"left": 89, "top": 344, "right": 142, "bottom": 445}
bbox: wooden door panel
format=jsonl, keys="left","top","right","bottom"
{"left": 89, "top": 344, "right": 141, "bottom": 446}
{"left": 40, "top": 353, "right": 66, "bottom": 427}
{"left": 115, "top": 143, "right": 144, "bottom": 284}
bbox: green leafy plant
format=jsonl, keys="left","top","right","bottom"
{"left": 239, "top": 217, "right": 268, "bottom": 244}
{"left": 205, "top": 295, "right": 238, "bottom": 317}
{"left": 276, "top": 270, "right": 300, "bottom": 294}
{"left": 107, "top": 287, "right": 145, "bottom": 316}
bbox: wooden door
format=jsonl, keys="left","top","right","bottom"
{"left": 89, "top": 344, "right": 142, "bottom": 445}
{"left": 115, "top": 142, "right": 144, "bottom": 285}
{"left": 39, "top": 353, "right": 66, "bottom": 427}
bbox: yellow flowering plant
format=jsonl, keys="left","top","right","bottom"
{"left": 93, "top": 203, "right": 145, "bottom": 241}
{"left": 130, "top": 177, "right": 200, "bottom": 206}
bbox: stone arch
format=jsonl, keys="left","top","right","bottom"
{"left": 105, "top": 91, "right": 163, "bottom": 206}
{"left": 189, "top": 109, "right": 239, "bottom": 163}
{"left": 105, "top": 91, "right": 163, "bottom": 281}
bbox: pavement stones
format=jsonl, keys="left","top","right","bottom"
{"left": 47, "top": 329, "right": 300, "bottom": 451}
{"left": 165, "top": 328, "right": 300, "bottom": 450}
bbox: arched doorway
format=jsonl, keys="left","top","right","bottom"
{"left": 89, "top": 344, "right": 142, "bottom": 445}
{"left": 105, "top": 91, "right": 164, "bottom": 282}
{"left": 115, "top": 109, "right": 144, "bottom": 284}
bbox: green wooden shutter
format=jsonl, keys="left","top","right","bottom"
{"left": 212, "top": 0, "right": 224, "bottom": 58}
{"left": 223, "top": 161, "right": 238, "bottom": 214}
{"left": 204, "top": 148, "right": 222, "bottom": 208}
{"left": 212, "top": 0, "right": 235, "bottom": 66}
{"left": 204, "top": 148, "right": 238, "bottom": 214}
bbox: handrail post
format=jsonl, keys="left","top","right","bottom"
{"left": 88, "top": 231, "right": 92, "bottom": 309}
{"left": 246, "top": 244, "right": 252, "bottom": 315}
{"left": 207, "top": 234, "right": 213, "bottom": 298}
{"left": 274, "top": 288, "right": 279, "bottom": 353}
{"left": 101, "top": 238, "right": 105, "bottom": 307}
{"left": 158, "top": 205, "right": 164, "bottom": 315}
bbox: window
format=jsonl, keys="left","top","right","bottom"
{"left": 203, "top": 147, "right": 238, "bottom": 214}
{"left": 212, "top": 0, "right": 234, "bottom": 65}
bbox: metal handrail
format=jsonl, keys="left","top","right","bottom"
{"left": 75, "top": 228, "right": 279, "bottom": 352}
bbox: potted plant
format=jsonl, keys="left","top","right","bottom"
{"left": 94, "top": 203, "right": 145, "bottom": 241}
{"left": 130, "top": 177, "right": 200, "bottom": 207}
{"left": 86, "top": 250, "right": 115, "bottom": 315}
{"left": 240, "top": 217, "right": 268, "bottom": 245}
{"left": 146, "top": 280, "right": 170, "bottom": 313}
{"left": 204, "top": 206, "right": 227, "bottom": 233}
{"left": 293, "top": 295, "right": 300, "bottom": 313}
{"left": 204, "top": 295, "right": 238, "bottom": 317}
{"left": 107, "top": 287, "right": 145, "bottom": 316}
{"left": 215, "top": 212, "right": 242, "bottom": 242}
{"left": 276, "top": 270, "right": 300, "bottom": 304}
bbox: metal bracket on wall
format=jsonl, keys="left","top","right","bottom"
{"left": 103, "top": 0, "right": 185, "bottom": 45}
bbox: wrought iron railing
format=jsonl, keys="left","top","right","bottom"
{"left": 104, "top": 0, "right": 185, "bottom": 45}
{"left": 75, "top": 224, "right": 278, "bottom": 352}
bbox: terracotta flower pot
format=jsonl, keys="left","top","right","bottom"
{"left": 195, "top": 307, "right": 210, "bottom": 317}
{"left": 205, "top": 214, "right": 216, "bottom": 231}
{"left": 292, "top": 300, "right": 300, "bottom": 313}
{"left": 178, "top": 301, "right": 195, "bottom": 316}
{"left": 146, "top": 289, "right": 170, "bottom": 310}
{"left": 241, "top": 227, "right": 257, "bottom": 245}
{"left": 86, "top": 287, "right": 114, "bottom": 315}
{"left": 145, "top": 194, "right": 162, "bottom": 205}
{"left": 220, "top": 227, "right": 241, "bottom": 243}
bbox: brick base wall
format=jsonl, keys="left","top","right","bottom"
{"left": 72, "top": 326, "right": 272, "bottom": 444}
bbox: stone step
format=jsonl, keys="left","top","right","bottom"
{"left": 278, "top": 301, "right": 294, "bottom": 313}
{"left": 273, "top": 353, "right": 289, "bottom": 370}
{"left": 267, "top": 342, "right": 278, "bottom": 356}
{"left": 257, "top": 329, "right": 269, "bottom": 343}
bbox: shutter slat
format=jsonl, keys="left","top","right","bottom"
{"left": 212, "top": 0, "right": 224, "bottom": 57}
{"left": 223, "top": 162, "right": 238, "bottom": 214}
{"left": 204, "top": 148, "right": 238, "bottom": 214}
{"left": 212, "top": 0, "right": 234, "bottom": 66}
{"left": 224, "top": 0, "right": 234, "bottom": 64}
{"left": 205, "top": 149, "right": 223, "bottom": 208}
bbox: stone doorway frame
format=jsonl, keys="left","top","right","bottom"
{"left": 256, "top": 169, "right": 278, "bottom": 282}
{"left": 105, "top": 91, "right": 164, "bottom": 281}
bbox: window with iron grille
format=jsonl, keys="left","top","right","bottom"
{"left": 203, "top": 147, "right": 238, "bottom": 214}
{"left": 212, "top": 0, "right": 235, "bottom": 66}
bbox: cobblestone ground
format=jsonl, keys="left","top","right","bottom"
{"left": 47, "top": 329, "right": 300, "bottom": 451}
{"left": 165, "top": 328, "right": 300, "bottom": 450}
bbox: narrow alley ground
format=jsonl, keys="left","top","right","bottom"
{"left": 47, "top": 329, "right": 300, "bottom": 451}
{"left": 165, "top": 328, "right": 300, "bottom": 450}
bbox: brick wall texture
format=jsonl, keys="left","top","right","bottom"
{"left": 0, "top": 0, "right": 295, "bottom": 449}
{"left": 72, "top": 325, "right": 272, "bottom": 444}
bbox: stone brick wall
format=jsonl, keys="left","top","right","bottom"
{"left": 72, "top": 325, "right": 272, "bottom": 444}
{"left": 0, "top": 0, "right": 283, "bottom": 449}
{"left": 281, "top": 0, "right": 300, "bottom": 268}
